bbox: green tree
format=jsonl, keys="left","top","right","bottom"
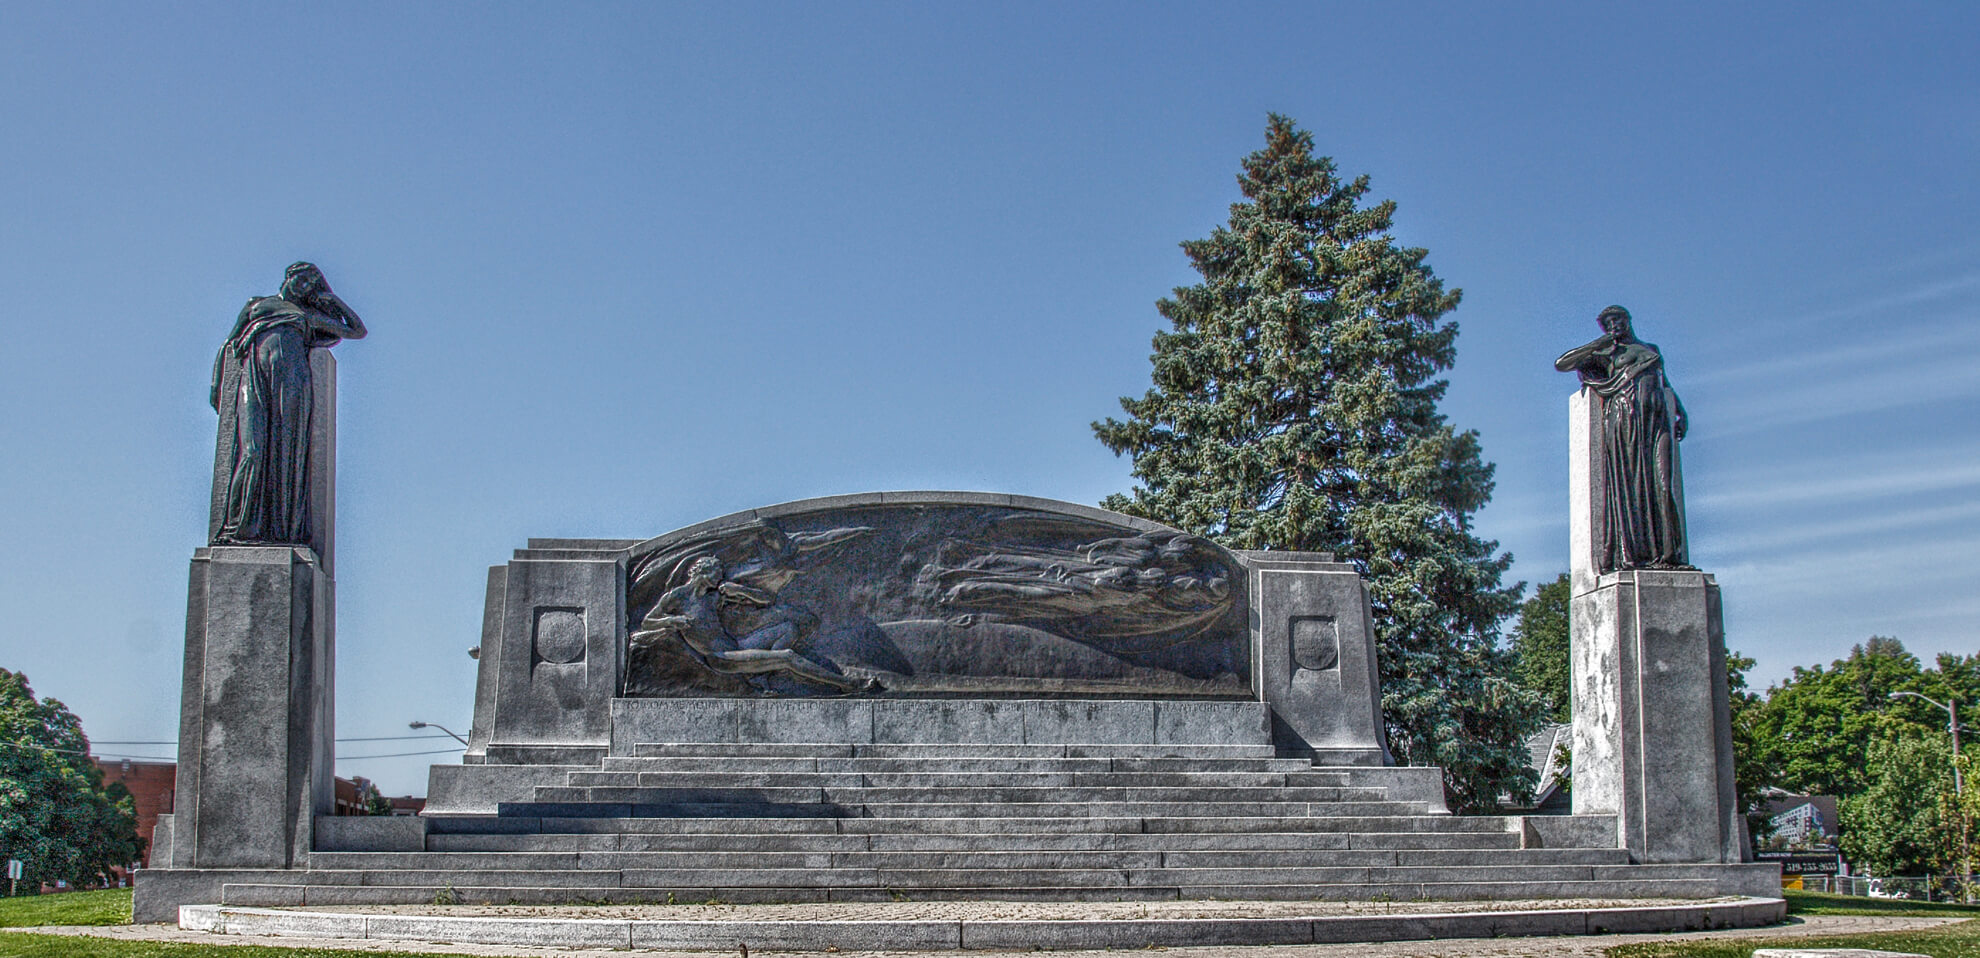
{"left": 1722, "top": 649, "right": 1777, "bottom": 850}
{"left": 1750, "top": 637, "right": 1925, "bottom": 799}
{"left": 1511, "top": 574, "right": 1571, "bottom": 723}
{"left": 0, "top": 669, "right": 142, "bottom": 892}
{"left": 1840, "top": 731, "right": 1956, "bottom": 876}
{"left": 1093, "top": 115, "right": 1541, "bottom": 811}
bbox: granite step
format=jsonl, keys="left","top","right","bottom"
{"left": 566, "top": 771, "right": 1363, "bottom": 790}
{"left": 626, "top": 743, "right": 1283, "bottom": 760}
{"left": 839, "top": 800, "right": 1434, "bottom": 819}
{"left": 594, "top": 756, "right": 1327, "bottom": 775}
{"left": 320, "top": 843, "right": 1623, "bottom": 870}
{"left": 530, "top": 785, "right": 1397, "bottom": 806}
{"left": 421, "top": 825, "right": 1532, "bottom": 854}
{"left": 223, "top": 875, "right": 1746, "bottom": 908}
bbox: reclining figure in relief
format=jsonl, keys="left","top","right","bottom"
{"left": 630, "top": 556, "right": 881, "bottom": 694}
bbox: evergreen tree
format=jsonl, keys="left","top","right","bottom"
{"left": 0, "top": 669, "right": 143, "bottom": 891}
{"left": 1094, "top": 115, "right": 1541, "bottom": 811}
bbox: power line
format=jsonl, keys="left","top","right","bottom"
{"left": 91, "top": 733, "right": 461, "bottom": 746}
{"left": 335, "top": 734, "right": 460, "bottom": 743}
{"left": 336, "top": 747, "right": 466, "bottom": 760}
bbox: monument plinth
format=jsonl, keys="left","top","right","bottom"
{"left": 167, "top": 545, "right": 333, "bottom": 868}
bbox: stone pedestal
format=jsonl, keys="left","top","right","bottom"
{"left": 1570, "top": 570, "right": 1741, "bottom": 863}
{"left": 1240, "top": 551, "right": 1391, "bottom": 765}
{"left": 168, "top": 546, "right": 334, "bottom": 868}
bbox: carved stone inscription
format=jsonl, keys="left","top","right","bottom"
{"left": 623, "top": 503, "right": 1250, "bottom": 698}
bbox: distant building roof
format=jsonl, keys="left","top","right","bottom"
{"left": 1526, "top": 723, "right": 1571, "bottom": 808}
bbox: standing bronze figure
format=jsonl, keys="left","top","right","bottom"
{"left": 1555, "top": 305, "right": 1690, "bottom": 571}
{"left": 210, "top": 262, "right": 367, "bottom": 545}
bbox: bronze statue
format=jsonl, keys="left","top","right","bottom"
{"left": 210, "top": 262, "right": 366, "bottom": 545}
{"left": 1555, "top": 305, "right": 1690, "bottom": 572}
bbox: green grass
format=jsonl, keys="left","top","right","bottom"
{"left": 1607, "top": 921, "right": 1980, "bottom": 958}
{"left": 1601, "top": 891, "right": 1980, "bottom": 957}
{"left": 0, "top": 932, "right": 454, "bottom": 957}
{"left": 0, "top": 889, "right": 133, "bottom": 928}
{"left": 1785, "top": 888, "right": 1980, "bottom": 917}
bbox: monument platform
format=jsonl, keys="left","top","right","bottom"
{"left": 178, "top": 896, "right": 1788, "bottom": 950}
{"left": 136, "top": 698, "right": 1778, "bottom": 921}
{"left": 138, "top": 493, "right": 1777, "bottom": 927}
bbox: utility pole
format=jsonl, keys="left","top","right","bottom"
{"left": 1891, "top": 691, "right": 1969, "bottom": 900}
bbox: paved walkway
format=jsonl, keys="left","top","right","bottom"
{"left": 17, "top": 913, "right": 1965, "bottom": 957}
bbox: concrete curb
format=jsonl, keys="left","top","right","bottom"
{"left": 180, "top": 896, "right": 1786, "bottom": 951}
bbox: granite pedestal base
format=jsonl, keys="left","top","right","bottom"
{"left": 160, "top": 546, "right": 335, "bottom": 870}
{"left": 1570, "top": 570, "right": 1742, "bottom": 864}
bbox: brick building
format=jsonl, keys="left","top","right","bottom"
{"left": 92, "top": 758, "right": 425, "bottom": 869}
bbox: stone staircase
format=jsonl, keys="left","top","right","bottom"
{"left": 208, "top": 742, "right": 1777, "bottom": 908}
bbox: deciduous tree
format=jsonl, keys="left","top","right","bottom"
{"left": 1511, "top": 574, "right": 1571, "bottom": 723}
{"left": 0, "top": 669, "right": 142, "bottom": 891}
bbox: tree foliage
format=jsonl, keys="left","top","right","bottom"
{"left": 1840, "top": 732, "right": 1956, "bottom": 877}
{"left": 1093, "top": 114, "right": 1541, "bottom": 811}
{"left": 1511, "top": 574, "right": 1571, "bottom": 723}
{"left": 0, "top": 669, "right": 142, "bottom": 891}
{"left": 1741, "top": 639, "right": 1980, "bottom": 872}
{"left": 1749, "top": 638, "right": 1962, "bottom": 800}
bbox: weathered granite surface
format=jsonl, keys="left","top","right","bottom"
{"left": 1571, "top": 569, "right": 1742, "bottom": 864}
{"left": 167, "top": 546, "right": 333, "bottom": 868}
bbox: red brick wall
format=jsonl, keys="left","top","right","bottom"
{"left": 93, "top": 758, "right": 175, "bottom": 868}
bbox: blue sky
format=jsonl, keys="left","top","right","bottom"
{"left": 1, "top": 2, "right": 1974, "bottom": 794}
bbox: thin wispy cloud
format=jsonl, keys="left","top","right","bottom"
{"left": 1689, "top": 349, "right": 1980, "bottom": 438}
{"left": 1695, "top": 453, "right": 1980, "bottom": 511}
{"left": 1706, "top": 498, "right": 1980, "bottom": 555}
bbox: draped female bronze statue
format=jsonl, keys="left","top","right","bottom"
{"left": 1555, "top": 305, "right": 1690, "bottom": 572}
{"left": 210, "top": 262, "right": 366, "bottom": 545}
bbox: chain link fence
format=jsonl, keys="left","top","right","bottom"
{"left": 1801, "top": 874, "right": 1975, "bottom": 901}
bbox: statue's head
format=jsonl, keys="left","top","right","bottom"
{"left": 281, "top": 262, "right": 326, "bottom": 302}
{"left": 687, "top": 556, "right": 724, "bottom": 584}
{"left": 1598, "top": 305, "right": 1634, "bottom": 339}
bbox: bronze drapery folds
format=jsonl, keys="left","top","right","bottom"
{"left": 210, "top": 262, "right": 366, "bottom": 545}
{"left": 1555, "top": 305, "right": 1691, "bottom": 572}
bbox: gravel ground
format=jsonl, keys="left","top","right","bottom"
{"left": 15, "top": 912, "right": 1966, "bottom": 958}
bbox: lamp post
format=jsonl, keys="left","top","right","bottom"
{"left": 408, "top": 721, "right": 469, "bottom": 747}
{"left": 1891, "top": 691, "right": 1967, "bottom": 898}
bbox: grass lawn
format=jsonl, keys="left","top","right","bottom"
{"left": 1605, "top": 889, "right": 1980, "bottom": 957}
{"left": 1783, "top": 888, "right": 1980, "bottom": 917}
{"left": 0, "top": 889, "right": 132, "bottom": 927}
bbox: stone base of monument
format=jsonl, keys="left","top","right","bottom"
{"left": 1571, "top": 569, "right": 1745, "bottom": 864}
{"left": 136, "top": 494, "right": 1780, "bottom": 934}
{"left": 135, "top": 693, "right": 1780, "bottom": 923}
{"left": 163, "top": 546, "right": 334, "bottom": 871}
{"left": 174, "top": 896, "right": 1788, "bottom": 950}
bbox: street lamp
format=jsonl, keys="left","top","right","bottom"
{"left": 408, "top": 721, "right": 469, "bottom": 747}
{"left": 1890, "top": 690, "right": 1968, "bottom": 896}
{"left": 1889, "top": 692, "right": 1964, "bottom": 796}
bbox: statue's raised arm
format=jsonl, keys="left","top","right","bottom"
{"left": 1556, "top": 305, "right": 1691, "bottom": 572}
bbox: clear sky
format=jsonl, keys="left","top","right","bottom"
{"left": 2, "top": 2, "right": 1974, "bottom": 795}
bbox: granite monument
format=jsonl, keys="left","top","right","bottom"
{"left": 1559, "top": 306, "right": 1743, "bottom": 865}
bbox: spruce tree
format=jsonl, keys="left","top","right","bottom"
{"left": 1094, "top": 115, "right": 1541, "bottom": 811}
